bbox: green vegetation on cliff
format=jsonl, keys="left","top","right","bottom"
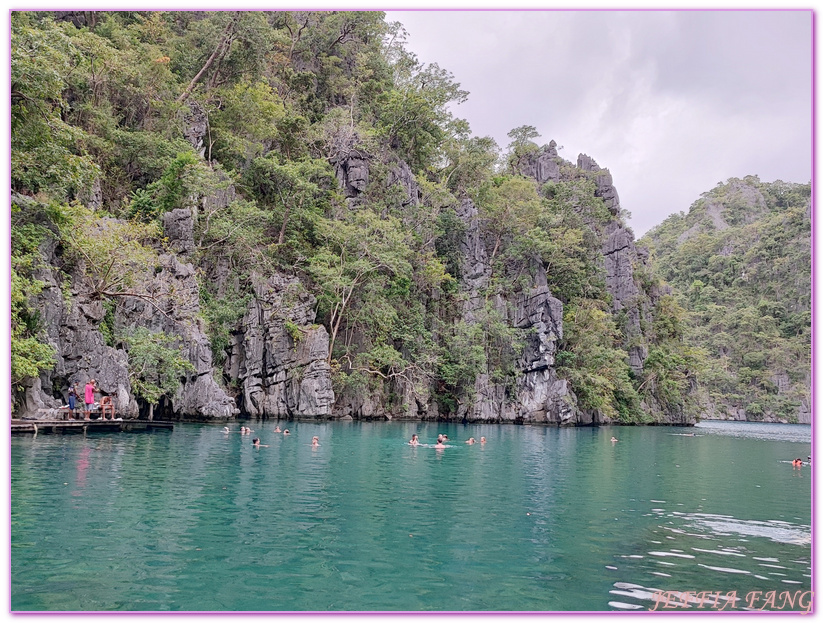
{"left": 11, "top": 10, "right": 698, "bottom": 422}
{"left": 641, "top": 177, "right": 811, "bottom": 422}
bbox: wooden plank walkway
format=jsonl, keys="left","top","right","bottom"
{"left": 11, "top": 419, "right": 174, "bottom": 435}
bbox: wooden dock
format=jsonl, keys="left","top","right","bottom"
{"left": 11, "top": 419, "right": 174, "bottom": 435}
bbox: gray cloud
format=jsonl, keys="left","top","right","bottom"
{"left": 386, "top": 10, "right": 812, "bottom": 236}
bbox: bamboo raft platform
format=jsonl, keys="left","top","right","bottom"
{"left": 11, "top": 419, "right": 174, "bottom": 435}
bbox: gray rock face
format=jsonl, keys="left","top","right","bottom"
{"left": 229, "top": 274, "right": 334, "bottom": 418}
{"left": 334, "top": 391, "right": 384, "bottom": 420}
{"left": 516, "top": 144, "right": 692, "bottom": 421}
{"left": 601, "top": 207, "right": 649, "bottom": 376}
{"left": 513, "top": 285, "right": 563, "bottom": 371}
{"left": 116, "top": 248, "right": 237, "bottom": 419}
{"left": 53, "top": 11, "right": 93, "bottom": 27}
{"left": 603, "top": 225, "right": 640, "bottom": 307}
{"left": 18, "top": 206, "right": 237, "bottom": 420}
{"left": 577, "top": 153, "right": 620, "bottom": 215}
{"left": 512, "top": 282, "right": 569, "bottom": 424}
{"left": 182, "top": 101, "right": 208, "bottom": 157}
{"left": 516, "top": 140, "right": 561, "bottom": 184}
{"left": 387, "top": 159, "right": 421, "bottom": 207}
{"left": 18, "top": 237, "right": 137, "bottom": 419}
{"left": 332, "top": 149, "right": 369, "bottom": 199}
{"left": 163, "top": 208, "right": 195, "bottom": 254}
{"left": 456, "top": 196, "right": 492, "bottom": 317}
{"left": 448, "top": 203, "right": 585, "bottom": 424}
{"left": 201, "top": 175, "right": 236, "bottom": 216}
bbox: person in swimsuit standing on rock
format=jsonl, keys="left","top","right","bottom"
{"left": 83, "top": 379, "right": 96, "bottom": 420}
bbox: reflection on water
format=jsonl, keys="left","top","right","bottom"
{"left": 11, "top": 421, "right": 811, "bottom": 612}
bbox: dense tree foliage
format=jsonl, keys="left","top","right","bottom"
{"left": 641, "top": 177, "right": 811, "bottom": 422}
{"left": 120, "top": 327, "right": 195, "bottom": 420}
{"left": 10, "top": 10, "right": 731, "bottom": 422}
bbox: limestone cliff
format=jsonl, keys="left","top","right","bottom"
{"left": 322, "top": 142, "right": 687, "bottom": 425}
{"left": 517, "top": 145, "right": 697, "bottom": 423}
{"left": 226, "top": 273, "right": 334, "bottom": 419}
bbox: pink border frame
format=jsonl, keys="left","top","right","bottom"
{"left": 4, "top": 7, "right": 816, "bottom": 619}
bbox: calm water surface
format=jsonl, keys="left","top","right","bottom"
{"left": 11, "top": 420, "right": 811, "bottom": 612}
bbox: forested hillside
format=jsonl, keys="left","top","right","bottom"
{"left": 640, "top": 177, "right": 811, "bottom": 423}
{"left": 12, "top": 11, "right": 699, "bottom": 424}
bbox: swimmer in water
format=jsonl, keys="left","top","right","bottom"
{"left": 793, "top": 458, "right": 803, "bottom": 468}
{"left": 611, "top": 437, "right": 618, "bottom": 443}
{"left": 480, "top": 437, "right": 486, "bottom": 444}
{"left": 434, "top": 438, "right": 446, "bottom": 449}
{"left": 465, "top": 437, "right": 476, "bottom": 445}
{"left": 274, "top": 426, "right": 281, "bottom": 433}
{"left": 311, "top": 436, "right": 320, "bottom": 447}
{"left": 252, "top": 438, "right": 269, "bottom": 447}
{"left": 283, "top": 429, "right": 290, "bottom": 435}
{"left": 223, "top": 426, "right": 230, "bottom": 433}
{"left": 409, "top": 434, "right": 420, "bottom": 446}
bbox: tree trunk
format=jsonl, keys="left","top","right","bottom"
{"left": 277, "top": 203, "right": 291, "bottom": 245}
{"left": 148, "top": 403, "right": 154, "bottom": 421}
{"left": 177, "top": 15, "right": 237, "bottom": 104}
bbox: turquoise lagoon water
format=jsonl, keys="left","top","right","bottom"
{"left": 10, "top": 420, "right": 812, "bottom": 612}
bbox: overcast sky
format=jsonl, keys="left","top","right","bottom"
{"left": 384, "top": 9, "right": 813, "bottom": 237}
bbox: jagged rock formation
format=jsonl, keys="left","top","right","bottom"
{"left": 10, "top": 12, "right": 707, "bottom": 426}
{"left": 450, "top": 195, "right": 581, "bottom": 424}
{"left": 573, "top": 153, "right": 653, "bottom": 375}
{"left": 226, "top": 274, "right": 334, "bottom": 419}
{"left": 516, "top": 145, "right": 689, "bottom": 424}
{"left": 115, "top": 209, "right": 237, "bottom": 419}
{"left": 456, "top": 196, "right": 492, "bottom": 318}
{"left": 511, "top": 280, "right": 572, "bottom": 424}
{"left": 387, "top": 159, "right": 421, "bottom": 207}
{"left": 515, "top": 139, "right": 561, "bottom": 184}
{"left": 182, "top": 101, "right": 208, "bottom": 158}
{"left": 577, "top": 153, "right": 620, "bottom": 215}
{"left": 12, "top": 196, "right": 136, "bottom": 419}
{"left": 332, "top": 148, "right": 369, "bottom": 202}
{"left": 318, "top": 142, "right": 689, "bottom": 425}
{"left": 13, "top": 139, "right": 687, "bottom": 426}
{"left": 15, "top": 201, "right": 238, "bottom": 420}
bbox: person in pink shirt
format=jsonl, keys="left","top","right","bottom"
{"left": 83, "top": 379, "right": 97, "bottom": 420}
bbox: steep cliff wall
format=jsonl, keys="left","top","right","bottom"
{"left": 323, "top": 143, "right": 684, "bottom": 425}
{"left": 14, "top": 196, "right": 333, "bottom": 421}
{"left": 14, "top": 196, "right": 237, "bottom": 420}
{"left": 520, "top": 145, "right": 697, "bottom": 423}
{"left": 226, "top": 273, "right": 334, "bottom": 419}
{"left": 16, "top": 224, "right": 135, "bottom": 418}
{"left": 9, "top": 12, "right": 708, "bottom": 426}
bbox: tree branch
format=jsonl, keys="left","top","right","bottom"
{"left": 100, "top": 289, "right": 175, "bottom": 322}
{"left": 177, "top": 15, "right": 238, "bottom": 104}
